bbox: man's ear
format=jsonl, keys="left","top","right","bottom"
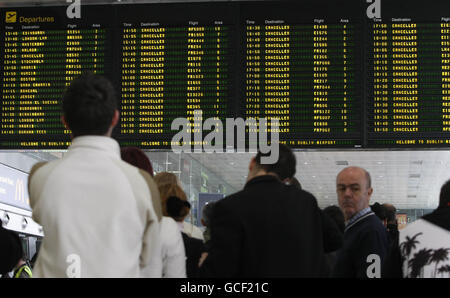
{"left": 111, "top": 109, "right": 119, "bottom": 128}
{"left": 249, "top": 157, "right": 257, "bottom": 173}
{"left": 61, "top": 115, "right": 69, "bottom": 129}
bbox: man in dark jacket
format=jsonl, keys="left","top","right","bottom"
{"left": 200, "top": 144, "right": 328, "bottom": 277}
{"left": 332, "top": 166, "right": 389, "bottom": 278}
{"left": 0, "top": 219, "right": 23, "bottom": 275}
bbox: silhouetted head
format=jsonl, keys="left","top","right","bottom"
{"left": 382, "top": 203, "right": 397, "bottom": 224}
{"left": 158, "top": 183, "right": 187, "bottom": 216}
{"left": 121, "top": 147, "right": 154, "bottom": 177}
{"left": 62, "top": 72, "right": 118, "bottom": 137}
{"left": 166, "top": 196, "right": 190, "bottom": 222}
{"left": 248, "top": 144, "right": 296, "bottom": 182}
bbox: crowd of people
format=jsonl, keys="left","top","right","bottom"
{"left": 1, "top": 73, "right": 449, "bottom": 278}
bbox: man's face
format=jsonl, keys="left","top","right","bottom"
{"left": 336, "top": 167, "right": 373, "bottom": 221}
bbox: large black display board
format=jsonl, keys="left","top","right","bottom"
{"left": 1, "top": 0, "right": 450, "bottom": 149}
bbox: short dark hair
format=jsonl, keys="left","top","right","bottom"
{"left": 62, "top": 72, "right": 117, "bottom": 137}
{"left": 439, "top": 179, "right": 450, "bottom": 209}
{"left": 371, "top": 202, "right": 387, "bottom": 221}
{"left": 382, "top": 203, "right": 397, "bottom": 223}
{"left": 166, "top": 196, "right": 190, "bottom": 222}
{"left": 121, "top": 147, "right": 154, "bottom": 177}
{"left": 255, "top": 144, "right": 296, "bottom": 180}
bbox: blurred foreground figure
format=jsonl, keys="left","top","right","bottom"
{"left": 28, "top": 73, "right": 161, "bottom": 277}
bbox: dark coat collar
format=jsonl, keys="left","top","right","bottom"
{"left": 244, "top": 175, "right": 282, "bottom": 189}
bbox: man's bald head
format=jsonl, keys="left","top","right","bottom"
{"left": 337, "top": 166, "right": 371, "bottom": 190}
{"left": 336, "top": 166, "right": 373, "bottom": 221}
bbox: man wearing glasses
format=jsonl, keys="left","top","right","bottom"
{"left": 332, "top": 166, "right": 389, "bottom": 278}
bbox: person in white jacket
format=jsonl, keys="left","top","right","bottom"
{"left": 28, "top": 73, "right": 162, "bottom": 278}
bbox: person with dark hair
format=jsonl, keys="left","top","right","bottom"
{"left": 322, "top": 205, "right": 346, "bottom": 274}
{"left": 166, "top": 196, "right": 206, "bottom": 278}
{"left": 383, "top": 180, "right": 450, "bottom": 278}
{"left": 371, "top": 202, "right": 399, "bottom": 248}
{"left": 121, "top": 147, "right": 185, "bottom": 278}
{"left": 121, "top": 147, "right": 154, "bottom": 177}
{"left": 382, "top": 203, "right": 399, "bottom": 246}
{"left": 155, "top": 173, "right": 204, "bottom": 240}
{"left": 201, "top": 201, "right": 217, "bottom": 249}
{"left": 200, "top": 144, "right": 328, "bottom": 277}
{"left": 323, "top": 205, "right": 345, "bottom": 234}
{"left": 371, "top": 202, "right": 387, "bottom": 223}
{"left": 0, "top": 221, "right": 23, "bottom": 275}
{"left": 254, "top": 144, "right": 296, "bottom": 182}
{"left": 289, "top": 178, "right": 343, "bottom": 274}
{"left": 333, "top": 166, "right": 389, "bottom": 278}
{"left": 28, "top": 73, "right": 161, "bottom": 277}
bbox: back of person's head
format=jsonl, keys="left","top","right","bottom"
{"left": 323, "top": 205, "right": 345, "bottom": 234}
{"left": 370, "top": 202, "right": 387, "bottom": 221}
{"left": 439, "top": 179, "right": 450, "bottom": 209}
{"left": 62, "top": 72, "right": 117, "bottom": 137}
{"left": 201, "top": 201, "right": 216, "bottom": 227}
{"left": 166, "top": 196, "right": 190, "bottom": 222}
{"left": 254, "top": 143, "right": 296, "bottom": 180}
{"left": 121, "top": 147, "right": 154, "bottom": 177}
{"left": 382, "top": 203, "right": 397, "bottom": 224}
{"left": 158, "top": 183, "right": 187, "bottom": 216}
{"left": 154, "top": 172, "right": 179, "bottom": 188}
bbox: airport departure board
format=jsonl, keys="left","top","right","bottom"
{"left": 0, "top": 6, "right": 113, "bottom": 149}
{"left": 2, "top": 0, "right": 450, "bottom": 149}
{"left": 116, "top": 4, "right": 235, "bottom": 148}
{"left": 366, "top": 1, "right": 450, "bottom": 147}
{"left": 239, "top": 2, "right": 362, "bottom": 148}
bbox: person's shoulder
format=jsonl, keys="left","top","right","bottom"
{"left": 28, "top": 161, "right": 48, "bottom": 180}
{"left": 161, "top": 217, "right": 183, "bottom": 243}
{"left": 297, "top": 188, "right": 318, "bottom": 201}
{"left": 116, "top": 160, "right": 152, "bottom": 186}
{"left": 357, "top": 213, "right": 388, "bottom": 234}
{"left": 161, "top": 216, "right": 178, "bottom": 230}
{"left": 215, "top": 191, "right": 241, "bottom": 207}
{"left": 286, "top": 186, "right": 320, "bottom": 206}
{"left": 422, "top": 208, "right": 450, "bottom": 231}
{"left": 182, "top": 231, "right": 203, "bottom": 244}
{"left": 28, "top": 160, "right": 63, "bottom": 187}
